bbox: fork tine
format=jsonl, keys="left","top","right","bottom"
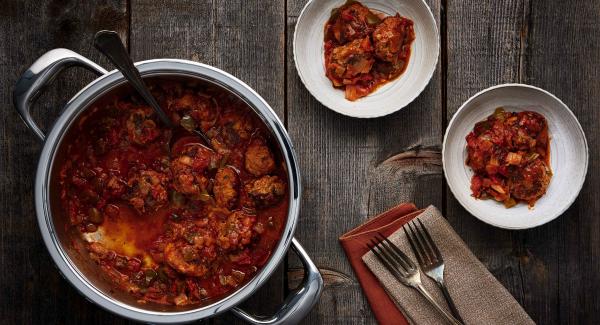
{"left": 374, "top": 235, "right": 413, "bottom": 273}
{"left": 403, "top": 224, "right": 426, "bottom": 266}
{"left": 376, "top": 233, "right": 416, "bottom": 271}
{"left": 408, "top": 221, "right": 434, "bottom": 265}
{"left": 379, "top": 240, "right": 411, "bottom": 273}
{"left": 371, "top": 238, "right": 409, "bottom": 274}
{"left": 369, "top": 239, "right": 408, "bottom": 276}
{"left": 417, "top": 219, "right": 443, "bottom": 260}
{"left": 370, "top": 244, "right": 407, "bottom": 280}
{"left": 412, "top": 220, "right": 438, "bottom": 264}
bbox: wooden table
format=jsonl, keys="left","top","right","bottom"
{"left": 1, "top": 0, "right": 598, "bottom": 323}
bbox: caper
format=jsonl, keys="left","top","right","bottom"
{"left": 157, "top": 267, "right": 169, "bottom": 283}
{"left": 145, "top": 269, "right": 158, "bottom": 284}
{"left": 180, "top": 115, "right": 197, "bottom": 132}
{"left": 171, "top": 191, "right": 185, "bottom": 207}
{"left": 366, "top": 12, "right": 381, "bottom": 25}
{"left": 88, "top": 207, "right": 104, "bottom": 224}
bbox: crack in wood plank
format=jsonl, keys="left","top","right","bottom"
{"left": 377, "top": 147, "right": 442, "bottom": 169}
{"left": 366, "top": 147, "right": 442, "bottom": 216}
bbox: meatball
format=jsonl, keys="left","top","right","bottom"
{"left": 509, "top": 159, "right": 552, "bottom": 203}
{"left": 208, "top": 111, "right": 255, "bottom": 157}
{"left": 326, "top": 37, "right": 374, "bottom": 86}
{"left": 106, "top": 174, "right": 127, "bottom": 198}
{"left": 372, "top": 15, "right": 414, "bottom": 65}
{"left": 127, "top": 170, "right": 169, "bottom": 213}
{"left": 126, "top": 108, "right": 160, "bottom": 145}
{"left": 329, "top": 2, "right": 375, "bottom": 43}
{"left": 245, "top": 175, "right": 285, "bottom": 207}
{"left": 164, "top": 242, "right": 208, "bottom": 277}
{"left": 170, "top": 91, "right": 218, "bottom": 131}
{"left": 213, "top": 167, "right": 239, "bottom": 209}
{"left": 173, "top": 173, "right": 210, "bottom": 198}
{"left": 216, "top": 211, "right": 256, "bottom": 250}
{"left": 172, "top": 144, "right": 219, "bottom": 173}
{"left": 171, "top": 144, "right": 220, "bottom": 198}
{"left": 244, "top": 138, "right": 275, "bottom": 177}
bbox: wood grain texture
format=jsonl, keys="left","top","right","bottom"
{"left": 2, "top": 0, "right": 600, "bottom": 324}
{"left": 518, "top": 1, "right": 600, "bottom": 323}
{"left": 447, "top": 1, "right": 600, "bottom": 324}
{"left": 0, "top": 0, "right": 129, "bottom": 324}
{"left": 130, "top": 0, "right": 285, "bottom": 118}
{"left": 128, "top": 1, "right": 286, "bottom": 323}
{"left": 287, "top": 0, "right": 442, "bottom": 323}
{"left": 445, "top": 0, "right": 528, "bottom": 313}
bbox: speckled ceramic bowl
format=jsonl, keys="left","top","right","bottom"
{"left": 293, "top": 0, "right": 439, "bottom": 118}
{"left": 443, "top": 84, "right": 588, "bottom": 229}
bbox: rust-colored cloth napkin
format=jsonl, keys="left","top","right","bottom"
{"left": 339, "top": 203, "right": 419, "bottom": 325}
{"left": 340, "top": 204, "right": 535, "bottom": 325}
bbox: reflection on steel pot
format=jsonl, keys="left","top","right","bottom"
{"left": 13, "top": 48, "right": 323, "bottom": 324}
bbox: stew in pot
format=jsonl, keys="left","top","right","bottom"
{"left": 58, "top": 81, "right": 288, "bottom": 306}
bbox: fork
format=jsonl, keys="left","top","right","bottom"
{"left": 368, "top": 234, "right": 463, "bottom": 325}
{"left": 404, "top": 219, "right": 465, "bottom": 324}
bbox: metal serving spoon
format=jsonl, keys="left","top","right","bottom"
{"left": 93, "top": 30, "right": 211, "bottom": 146}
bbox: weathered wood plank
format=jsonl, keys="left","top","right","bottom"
{"left": 130, "top": 0, "right": 285, "bottom": 118}
{"left": 518, "top": 1, "right": 600, "bottom": 323}
{"left": 445, "top": 0, "right": 535, "bottom": 320}
{"left": 287, "top": 0, "right": 443, "bottom": 323}
{"left": 129, "top": 1, "right": 286, "bottom": 323}
{"left": 0, "top": 0, "right": 129, "bottom": 324}
{"left": 445, "top": 0, "right": 527, "bottom": 313}
{"left": 447, "top": 1, "right": 600, "bottom": 324}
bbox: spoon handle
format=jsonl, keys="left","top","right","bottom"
{"left": 93, "top": 30, "right": 173, "bottom": 127}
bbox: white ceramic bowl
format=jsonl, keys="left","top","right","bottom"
{"left": 443, "top": 84, "right": 588, "bottom": 229}
{"left": 293, "top": 0, "right": 439, "bottom": 118}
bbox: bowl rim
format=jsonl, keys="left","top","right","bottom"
{"left": 35, "top": 59, "right": 301, "bottom": 323}
{"left": 442, "top": 83, "right": 589, "bottom": 230}
{"left": 293, "top": 0, "right": 440, "bottom": 118}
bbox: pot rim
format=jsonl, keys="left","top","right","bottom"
{"left": 34, "top": 59, "right": 301, "bottom": 323}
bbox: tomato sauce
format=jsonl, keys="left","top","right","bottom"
{"left": 59, "top": 81, "right": 289, "bottom": 306}
{"left": 466, "top": 107, "right": 552, "bottom": 208}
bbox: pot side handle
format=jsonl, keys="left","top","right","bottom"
{"left": 231, "top": 237, "right": 323, "bottom": 325}
{"left": 13, "top": 48, "right": 108, "bottom": 141}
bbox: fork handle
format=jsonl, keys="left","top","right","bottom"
{"left": 415, "top": 284, "right": 463, "bottom": 325}
{"left": 437, "top": 282, "right": 465, "bottom": 324}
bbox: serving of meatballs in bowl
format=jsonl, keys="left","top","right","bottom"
{"left": 294, "top": 0, "right": 439, "bottom": 117}
{"left": 443, "top": 84, "right": 588, "bottom": 230}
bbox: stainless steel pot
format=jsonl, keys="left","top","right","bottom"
{"left": 13, "top": 49, "right": 323, "bottom": 324}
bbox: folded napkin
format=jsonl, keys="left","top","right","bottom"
{"left": 339, "top": 203, "right": 419, "bottom": 325}
{"left": 340, "top": 204, "right": 535, "bottom": 325}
